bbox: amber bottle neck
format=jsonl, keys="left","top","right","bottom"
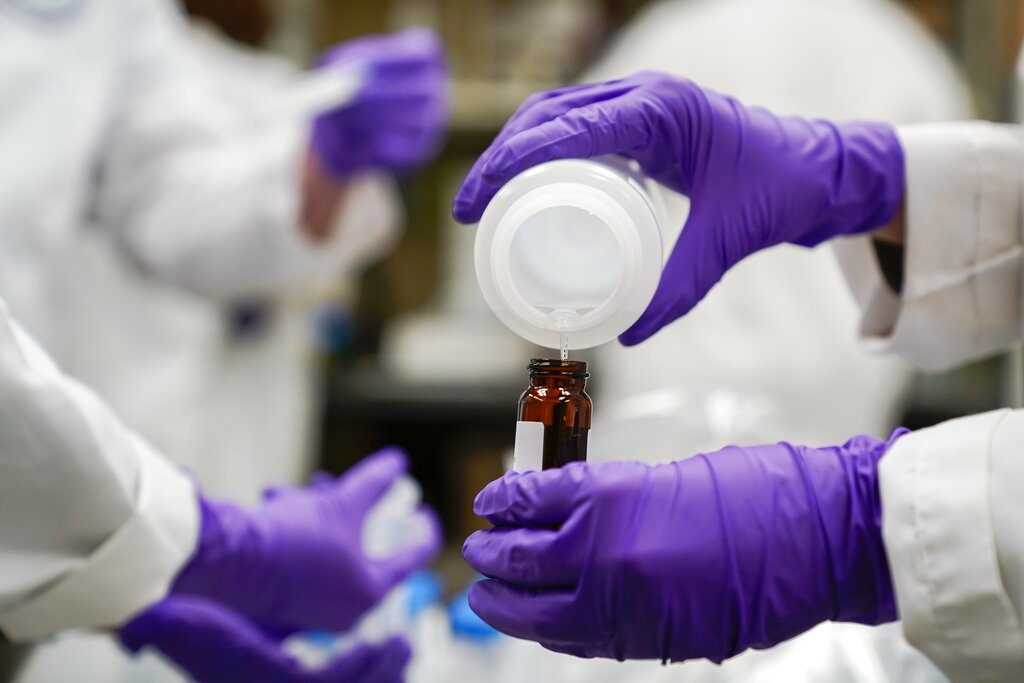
{"left": 527, "top": 359, "right": 589, "bottom": 390}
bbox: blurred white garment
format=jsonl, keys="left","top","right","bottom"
{"left": 580, "top": 1, "right": 970, "bottom": 682}
{"left": 64, "top": 19, "right": 401, "bottom": 504}
{"left": 0, "top": 295, "right": 197, "bottom": 642}
{"left": 63, "top": 173, "right": 398, "bottom": 503}
{"left": 0, "top": 0, "right": 290, "bottom": 644}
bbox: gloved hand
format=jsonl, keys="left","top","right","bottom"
{"left": 172, "top": 447, "right": 441, "bottom": 632}
{"left": 121, "top": 597, "right": 411, "bottom": 683}
{"left": 463, "top": 431, "right": 907, "bottom": 663}
{"left": 311, "top": 28, "right": 448, "bottom": 176}
{"left": 452, "top": 72, "right": 904, "bottom": 344}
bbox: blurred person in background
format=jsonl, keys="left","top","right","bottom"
{"left": 65, "top": 0, "right": 406, "bottom": 509}
{"left": 0, "top": 0, "right": 447, "bottom": 681}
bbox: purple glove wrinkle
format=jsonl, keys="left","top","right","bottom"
{"left": 462, "top": 429, "right": 907, "bottom": 663}
{"left": 452, "top": 72, "right": 904, "bottom": 344}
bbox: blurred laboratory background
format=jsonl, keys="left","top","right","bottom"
{"left": 295, "top": 0, "right": 1024, "bottom": 567}
{"left": 9, "top": 1, "right": 1024, "bottom": 682}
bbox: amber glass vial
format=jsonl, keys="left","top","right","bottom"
{"left": 517, "top": 359, "right": 592, "bottom": 469}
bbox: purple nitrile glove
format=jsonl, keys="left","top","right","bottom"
{"left": 462, "top": 430, "right": 908, "bottom": 664}
{"left": 452, "top": 72, "right": 904, "bottom": 345}
{"left": 311, "top": 28, "right": 449, "bottom": 176}
{"left": 121, "top": 597, "right": 411, "bottom": 683}
{"left": 173, "top": 448, "right": 442, "bottom": 632}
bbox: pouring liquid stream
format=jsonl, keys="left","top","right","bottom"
{"left": 554, "top": 310, "right": 576, "bottom": 362}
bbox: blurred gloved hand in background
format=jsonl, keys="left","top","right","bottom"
{"left": 463, "top": 431, "right": 906, "bottom": 663}
{"left": 311, "top": 28, "right": 449, "bottom": 177}
{"left": 172, "top": 447, "right": 441, "bottom": 632}
{"left": 452, "top": 71, "right": 903, "bottom": 344}
{"left": 121, "top": 597, "right": 411, "bottom": 683}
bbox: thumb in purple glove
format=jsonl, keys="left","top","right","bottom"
{"left": 463, "top": 430, "right": 907, "bottom": 663}
{"left": 312, "top": 28, "right": 449, "bottom": 176}
{"left": 452, "top": 72, "right": 903, "bottom": 345}
{"left": 173, "top": 447, "right": 442, "bottom": 633}
{"left": 121, "top": 597, "right": 411, "bottom": 683}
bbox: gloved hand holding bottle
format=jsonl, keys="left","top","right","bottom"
{"left": 171, "top": 447, "right": 442, "bottom": 633}
{"left": 463, "top": 431, "right": 905, "bottom": 663}
{"left": 121, "top": 597, "right": 411, "bottom": 683}
{"left": 452, "top": 71, "right": 904, "bottom": 345}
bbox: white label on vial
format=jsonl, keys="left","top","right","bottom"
{"left": 513, "top": 420, "right": 544, "bottom": 473}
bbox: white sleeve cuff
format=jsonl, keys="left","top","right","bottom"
{"left": 880, "top": 409, "right": 1024, "bottom": 682}
{"left": 0, "top": 443, "right": 198, "bottom": 641}
{"left": 835, "top": 122, "right": 1024, "bottom": 371}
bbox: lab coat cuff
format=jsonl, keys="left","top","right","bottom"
{"left": 0, "top": 441, "right": 199, "bottom": 641}
{"left": 832, "top": 234, "right": 901, "bottom": 348}
{"left": 880, "top": 409, "right": 1024, "bottom": 683}
{"left": 838, "top": 123, "right": 1024, "bottom": 371}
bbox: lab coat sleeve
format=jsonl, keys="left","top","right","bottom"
{"left": 880, "top": 409, "right": 1024, "bottom": 682}
{"left": 0, "top": 299, "right": 198, "bottom": 641}
{"left": 93, "top": 0, "right": 374, "bottom": 300}
{"left": 833, "top": 122, "right": 1024, "bottom": 371}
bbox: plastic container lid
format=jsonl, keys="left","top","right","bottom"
{"left": 475, "top": 158, "right": 663, "bottom": 350}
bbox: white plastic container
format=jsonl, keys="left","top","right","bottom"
{"left": 474, "top": 157, "right": 665, "bottom": 350}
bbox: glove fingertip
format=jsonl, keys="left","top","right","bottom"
{"left": 380, "top": 634, "right": 413, "bottom": 666}
{"left": 452, "top": 182, "right": 488, "bottom": 224}
{"left": 466, "top": 580, "right": 500, "bottom": 624}
{"left": 616, "top": 325, "right": 651, "bottom": 347}
{"left": 402, "top": 27, "right": 444, "bottom": 56}
{"left": 360, "top": 447, "right": 410, "bottom": 480}
{"left": 118, "top": 600, "right": 184, "bottom": 654}
{"left": 472, "top": 475, "right": 509, "bottom": 517}
{"left": 118, "top": 618, "right": 150, "bottom": 654}
{"left": 618, "top": 314, "right": 668, "bottom": 345}
{"left": 461, "top": 530, "right": 489, "bottom": 571}
{"left": 417, "top": 505, "right": 444, "bottom": 553}
{"left": 452, "top": 199, "right": 481, "bottom": 225}
{"left": 618, "top": 287, "right": 694, "bottom": 346}
{"left": 372, "top": 444, "right": 410, "bottom": 463}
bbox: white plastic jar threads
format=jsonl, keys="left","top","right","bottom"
{"left": 474, "top": 157, "right": 665, "bottom": 350}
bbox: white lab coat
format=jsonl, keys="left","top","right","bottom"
{"left": 0, "top": 0, "right": 371, "bottom": 642}
{"left": 836, "top": 120, "right": 1024, "bottom": 682}
{"left": 61, "top": 22, "right": 402, "bottom": 504}
{"left": 581, "top": 1, "right": 971, "bottom": 683}
{"left": 0, "top": 292, "right": 197, "bottom": 641}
